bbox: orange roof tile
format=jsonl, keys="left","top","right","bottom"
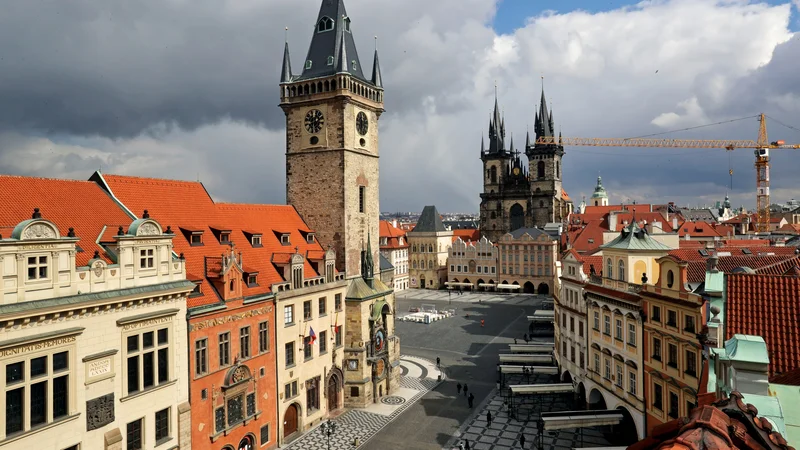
{"left": 379, "top": 220, "right": 409, "bottom": 249}
{"left": 568, "top": 219, "right": 605, "bottom": 253}
{"left": 98, "top": 174, "right": 329, "bottom": 309}
{"left": 451, "top": 228, "right": 481, "bottom": 243}
{"left": 727, "top": 273, "right": 800, "bottom": 377}
{"left": 677, "top": 221, "right": 722, "bottom": 238}
{"left": 561, "top": 189, "right": 571, "bottom": 202}
{"left": 0, "top": 175, "right": 136, "bottom": 267}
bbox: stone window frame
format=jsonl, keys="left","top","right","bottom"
{"left": 138, "top": 247, "right": 156, "bottom": 271}
{"left": 629, "top": 371, "right": 637, "bottom": 395}
{"left": 219, "top": 332, "right": 231, "bottom": 368}
{"left": 154, "top": 407, "right": 171, "bottom": 445}
{"left": 194, "top": 338, "right": 208, "bottom": 377}
{"left": 127, "top": 417, "right": 144, "bottom": 450}
{"left": 1, "top": 344, "right": 74, "bottom": 440}
{"left": 653, "top": 381, "right": 664, "bottom": 410}
{"left": 258, "top": 322, "right": 269, "bottom": 354}
{"left": 284, "top": 305, "right": 295, "bottom": 326}
{"left": 122, "top": 324, "right": 172, "bottom": 398}
{"left": 239, "top": 327, "right": 251, "bottom": 360}
{"left": 25, "top": 253, "right": 51, "bottom": 283}
{"left": 285, "top": 342, "right": 295, "bottom": 368}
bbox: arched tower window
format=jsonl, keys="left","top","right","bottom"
{"left": 537, "top": 161, "right": 545, "bottom": 179}
{"left": 490, "top": 166, "right": 497, "bottom": 184}
{"left": 618, "top": 260, "right": 625, "bottom": 281}
{"left": 510, "top": 204, "right": 524, "bottom": 232}
{"left": 317, "top": 17, "right": 334, "bottom": 32}
{"left": 606, "top": 258, "right": 612, "bottom": 278}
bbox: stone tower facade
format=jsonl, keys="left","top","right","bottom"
{"left": 479, "top": 89, "right": 572, "bottom": 242}
{"left": 280, "top": 0, "right": 399, "bottom": 408}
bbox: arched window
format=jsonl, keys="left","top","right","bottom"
{"left": 317, "top": 17, "right": 334, "bottom": 32}
{"left": 429, "top": 260, "right": 434, "bottom": 269}
{"left": 413, "top": 261, "right": 417, "bottom": 269}
{"left": 537, "top": 161, "right": 545, "bottom": 178}
{"left": 667, "top": 270, "right": 674, "bottom": 288}
{"left": 490, "top": 211, "right": 496, "bottom": 219}
{"left": 606, "top": 258, "right": 612, "bottom": 278}
{"left": 618, "top": 260, "right": 625, "bottom": 281}
{"left": 510, "top": 204, "right": 524, "bottom": 231}
{"left": 428, "top": 244, "right": 433, "bottom": 253}
{"left": 490, "top": 166, "right": 497, "bottom": 184}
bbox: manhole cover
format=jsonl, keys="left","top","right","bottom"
{"left": 381, "top": 396, "right": 406, "bottom": 405}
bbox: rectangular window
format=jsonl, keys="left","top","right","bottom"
{"left": 570, "top": 346, "right": 575, "bottom": 363}
{"left": 491, "top": 267, "right": 496, "bottom": 274}
{"left": 195, "top": 339, "right": 208, "bottom": 376}
{"left": 685, "top": 350, "right": 697, "bottom": 376}
{"left": 306, "top": 377, "right": 320, "bottom": 412}
{"left": 604, "top": 315, "right": 611, "bottom": 335}
{"left": 240, "top": 327, "right": 251, "bottom": 359}
{"left": 139, "top": 249, "right": 154, "bottom": 269}
{"left": 580, "top": 352, "right": 585, "bottom": 369}
{"left": 669, "top": 392, "right": 679, "bottom": 418}
{"left": 155, "top": 408, "right": 170, "bottom": 443}
{"left": 303, "top": 301, "right": 312, "bottom": 320}
{"left": 667, "top": 310, "right": 677, "bottom": 327}
{"left": 284, "top": 305, "right": 294, "bottom": 325}
{"left": 562, "top": 341, "right": 567, "bottom": 357}
{"left": 252, "top": 235, "right": 262, "bottom": 246}
{"left": 616, "top": 365, "right": 623, "bottom": 387}
{"left": 653, "top": 338, "right": 662, "bottom": 361}
{"left": 615, "top": 319, "right": 623, "bottom": 340}
{"left": 126, "top": 328, "right": 169, "bottom": 395}
{"left": 247, "top": 274, "right": 257, "bottom": 286}
{"left": 477, "top": 266, "right": 482, "bottom": 273}
{"left": 562, "top": 313, "right": 567, "bottom": 327}
{"left": 335, "top": 294, "right": 342, "bottom": 311}
{"left": 219, "top": 332, "right": 230, "bottom": 367}
{"left": 285, "top": 342, "right": 295, "bottom": 367}
{"left": 593, "top": 312, "right": 600, "bottom": 330}
{"left": 629, "top": 372, "right": 637, "bottom": 395}
{"left": 652, "top": 305, "right": 661, "bottom": 322}
{"left": 26, "top": 255, "right": 49, "bottom": 280}
{"left": 628, "top": 323, "right": 636, "bottom": 346}
{"left": 284, "top": 380, "right": 298, "bottom": 399}
{"left": 579, "top": 321, "right": 584, "bottom": 337}
{"left": 570, "top": 317, "right": 575, "bottom": 332}
{"left": 594, "top": 353, "right": 600, "bottom": 373}
{"left": 127, "top": 418, "right": 143, "bottom": 450}
{"left": 258, "top": 322, "right": 269, "bottom": 353}
{"left": 4, "top": 350, "right": 71, "bottom": 436}
{"left": 654, "top": 383, "right": 663, "bottom": 410}
{"left": 220, "top": 232, "right": 230, "bottom": 243}
{"left": 684, "top": 315, "right": 696, "bottom": 333}
{"left": 304, "top": 336, "right": 313, "bottom": 360}
{"left": 260, "top": 424, "right": 270, "bottom": 445}
{"left": 335, "top": 326, "right": 342, "bottom": 347}
{"left": 604, "top": 358, "right": 611, "bottom": 380}
{"left": 450, "top": 265, "right": 455, "bottom": 272}
{"left": 191, "top": 234, "right": 202, "bottom": 245}
{"left": 359, "top": 186, "right": 366, "bottom": 213}
{"left": 319, "top": 331, "right": 328, "bottom": 353}
{"left": 318, "top": 297, "right": 327, "bottom": 316}
{"left": 668, "top": 343, "right": 678, "bottom": 369}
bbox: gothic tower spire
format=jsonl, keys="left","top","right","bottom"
{"left": 281, "top": 33, "right": 293, "bottom": 83}
{"left": 296, "top": 0, "right": 367, "bottom": 81}
{"left": 371, "top": 37, "right": 383, "bottom": 88}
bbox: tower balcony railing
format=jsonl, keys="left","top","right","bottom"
{"left": 588, "top": 274, "right": 642, "bottom": 294}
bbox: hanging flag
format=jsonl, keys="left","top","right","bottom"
{"left": 309, "top": 327, "right": 317, "bottom": 345}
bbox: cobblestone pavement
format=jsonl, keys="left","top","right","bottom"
{"left": 445, "top": 374, "right": 613, "bottom": 450}
{"left": 283, "top": 355, "right": 442, "bottom": 450}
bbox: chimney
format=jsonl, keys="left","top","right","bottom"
{"left": 392, "top": 219, "right": 398, "bottom": 228}
{"left": 608, "top": 212, "right": 617, "bottom": 231}
{"left": 672, "top": 216, "right": 678, "bottom": 230}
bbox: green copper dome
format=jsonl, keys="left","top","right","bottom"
{"left": 591, "top": 176, "right": 608, "bottom": 199}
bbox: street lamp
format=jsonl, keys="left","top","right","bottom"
{"left": 320, "top": 420, "right": 337, "bottom": 450}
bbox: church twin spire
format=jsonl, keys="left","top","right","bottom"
{"left": 482, "top": 84, "right": 558, "bottom": 158}
{"left": 280, "top": 0, "right": 382, "bottom": 88}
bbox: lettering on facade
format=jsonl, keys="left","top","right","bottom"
{"left": 0, "top": 336, "right": 77, "bottom": 358}
{"left": 26, "top": 244, "right": 57, "bottom": 250}
{"left": 121, "top": 316, "right": 173, "bottom": 331}
{"left": 86, "top": 393, "right": 115, "bottom": 431}
{"left": 190, "top": 306, "right": 272, "bottom": 332}
{"left": 88, "top": 358, "right": 112, "bottom": 379}
{"left": 136, "top": 240, "right": 161, "bottom": 245}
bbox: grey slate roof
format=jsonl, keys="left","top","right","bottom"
{"left": 371, "top": 49, "right": 382, "bottom": 88}
{"left": 601, "top": 222, "right": 672, "bottom": 251}
{"left": 281, "top": 41, "right": 293, "bottom": 83}
{"left": 379, "top": 252, "right": 393, "bottom": 271}
{"left": 413, "top": 206, "right": 446, "bottom": 233}
{"left": 296, "top": 0, "right": 368, "bottom": 82}
{"left": 508, "top": 227, "right": 552, "bottom": 240}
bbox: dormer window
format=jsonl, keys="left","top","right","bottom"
{"left": 351, "top": 60, "right": 357, "bottom": 71}
{"left": 139, "top": 249, "right": 155, "bottom": 269}
{"left": 344, "top": 17, "right": 351, "bottom": 32}
{"left": 327, "top": 56, "right": 334, "bottom": 66}
{"left": 247, "top": 274, "right": 258, "bottom": 287}
{"left": 27, "top": 255, "right": 48, "bottom": 280}
{"left": 190, "top": 282, "right": 202, "bottom": 297}
{"left": 306, "top": 233, "right": 315, "bottom": 244}
{"left": 190, "top": 234, "right": 202, "bottom": 245}
{"left": 281, "top": 234, "right": 291, "bottom": 245}
{"left": 399, "top": 238, "right": 404, "bottom": 246}
{"left": 305, "top": 60, "right": 312, "bottom": 70}
{"left": 252, "top": 235, "right": 262, "bottom": 247}
{"left": 380, "top": 237, "right": 388, "bottom": 246}
{"left": 220, "top": 232, "right": 230, "bottom": 244}
{"left": 317, "top": 17, "right": 334, "bottom": 33}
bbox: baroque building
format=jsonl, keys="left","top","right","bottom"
{"left": 479, "top": 91, "right": 573, "bottom": 242}
{"left": 280, "top": 0, "right": 400, "bottom": 410}
{"left": 0, "top": 176, "right": 194, "bottom": 450}
{"left": 408, "top": 206, "right": 453, "bottom": 290}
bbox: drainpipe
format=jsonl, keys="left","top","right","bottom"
{"left": 274, "top": 295, "right": 282, "bottom": 447}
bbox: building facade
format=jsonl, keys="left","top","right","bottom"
{"left": 280, "top": 0, "right": 400, "bottom": 410}
{"left": 496, "top": 228, "right": 558, "bottom": 295}
{"left": 446, "top": 236, "right": 497, "bottom": 290}
{"left": 408, "top": 206, "right": 453, "bottom": 290}
{"left": 640, "top": 256, "right": 710, "bottom": 436}
{"left": 0, "top": 177, "right": 193, "bottom": 450}
{"left": 478, "top": 91, "right": 573, "bottom": 242}
{"left": 379, "top": 220, "right": 409, "bottom": 291}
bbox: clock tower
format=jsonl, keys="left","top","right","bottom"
{"left": 280, "top": 0, "right": 399, "bottom": 408}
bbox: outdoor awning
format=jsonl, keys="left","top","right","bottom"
{"left": 496, "top": 283, "right": 521, "bottom": 289}
{"left": 498, "top": 365, "right": 558, "bottom": 375}
{"left": 541, "top": 410, "right": 624, "bottom": 431}
{"left": 509, "top": 383, "right": 573, "bottom": 395}
{"left": 498, "top": 354, "right": 553, "bottom": 364}
{"left": 445, "top": 282, "right": 474, "bottom": 287}
{"left": 508, "top": 344, "right": 554, "bottom": 353}
{"left": 478, "top": 283, "right": 496, "bottom": 287}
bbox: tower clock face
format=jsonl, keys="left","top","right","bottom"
{"left": 305, "top": 109, "right": 324, "bottom": 134}
{"left": 374, "top": 329, "right": 385, "bottom": 352}
{"left": 356, "top": 111, "right": 369, "bottom": 136}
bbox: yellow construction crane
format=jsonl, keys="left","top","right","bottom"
{"left": 536, "top": 114, "right": 800, "bottom": 233}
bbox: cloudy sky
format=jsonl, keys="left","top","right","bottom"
{"left": 1, "top": 0, "right": 799, "bottom": 213}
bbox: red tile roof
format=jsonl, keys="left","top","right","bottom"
{"left": 98, "top": 174, "right": 329, "bottom": 309}
{"left": 567, "top": 219, "right": 606, "bottom": 253}
{"left": 379, "top": 220, "right": 409, "bottom": 249}
{"left": 770, "top": 367, "right": 800, "bottom": 386}
{"left": 452, "top": 228, "right": 481, "bottom": 243}
{"left": 0, "top": 175, "right": 136, "bottom": 266}
{"left": 755, "top": 255, "right": 800, "bottom": 276}
{"left": 726, "top": 273, "right": 800, "bottom": 377}
{"left": 677, "top": 221, "right": 722, "bottom": 238}
{"left": 562, "top": 189, "right": 571, "bottom": 202}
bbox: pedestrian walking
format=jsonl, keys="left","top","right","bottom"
{"left": 458, "top": 442, "right": 464, "bottom": 450}
{"left": 523, "top": 333, "right": 529, "bottom": 343}
{"left": 481, "top": 319, "right": 485, "bottom": 327}
{"left": 486, "top": 411, "right": 492, "bottom": 427}
{"left": 436, "top": 356, "right": 441, "bottom": 368}
{"left": 468, "top": 393, "right": 474, "bottom": 408}
{"left": 519, "top": 433, "right": 526, "bottom": 448}
{"left": 465, "top": 440, "right": 470, "bottom": 450}
{"left": 457, "top": 382, "right": 462, "bottom": 395}
{"left": 514, "top": 338, "right": 518, "bottom": 345}
{"left": 463, "top": 384, "right": 469, "bottom": 397}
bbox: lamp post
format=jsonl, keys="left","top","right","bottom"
{"left": 320, "top": 420, "right": 337, "bottom": 450}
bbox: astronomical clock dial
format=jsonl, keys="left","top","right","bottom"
{"left": 356, "top": 111, "right": 369, "bottom": 136}
{"left": 374, "top": 329, "right": 386, "bottom": 352}
{"left": 305, "top": 109, "right": 324, "bottom": 134}
{"left": 375, "top": 359, "right": 386, "bottom": 378}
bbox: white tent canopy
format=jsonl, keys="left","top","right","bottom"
{"left": 508, "top": 344, "right": 554, "bottom": 353}
{"left": 497, "top": 365, "right": 558, "bottom": 375}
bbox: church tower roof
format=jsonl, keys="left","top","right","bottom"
{"left": 280, "top": 41, "right": 293, "bottom": 83}
{"left": 296, "top": 0, "right": 368, "bottom": 83}
{"left": 371, "top": 46, "right": 383, "bottom": 88}
{"left": 591, "top": 176, "right": 608, "bottom": 199}
{"left": 486, "top": 91, "right": 506, "bottom": 155}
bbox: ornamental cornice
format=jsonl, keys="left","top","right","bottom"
{"left": 189, "top": 305, "right": 272, "bottom": 332}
